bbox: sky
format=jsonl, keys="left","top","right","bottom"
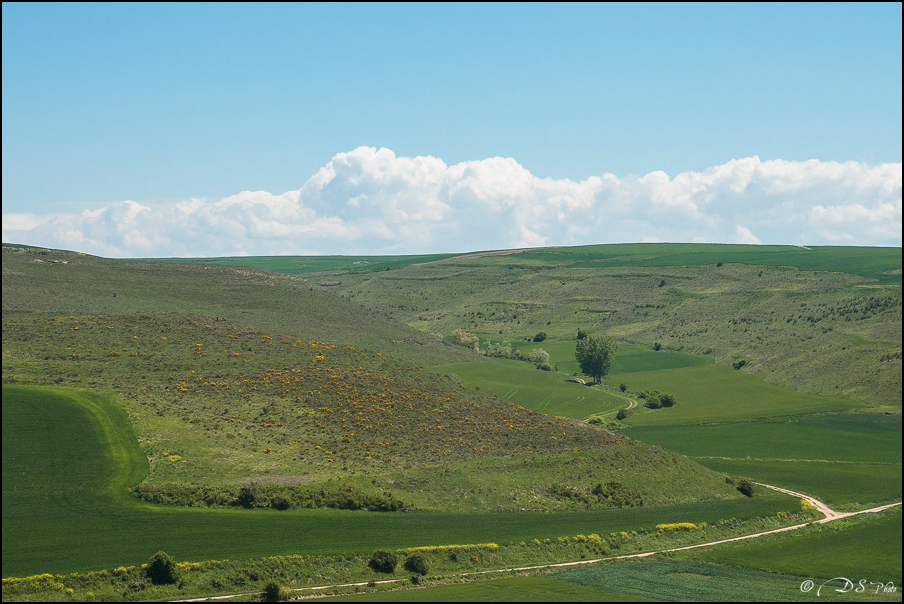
{"left": 2, "top": 3, "right": 901, "bottom": 257}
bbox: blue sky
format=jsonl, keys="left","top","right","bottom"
{"left": 2, "top": 3, "right": 901, "bottom": 256}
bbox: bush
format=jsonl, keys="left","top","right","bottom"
{"left": 369, "top": 549, "right": 399, "bottom": 574}
{"left": 404, "top": 553, "right": 429, "bottom": 576}
{"left": 262, "top": 581, "right": 291, "bottom": 601}
{"left": 533, "top": 332, "right": 547, "bottom": 342}
{"left": 529, "top": 348, "right": 550, "bottom": 366}
{"left": 237, "top": 485, "right": 257, "bottom": 508}
{"left": 737, "top": 479, "right": 755, "bottom": 497}
{"left": 619, "top": 383, "right": 627, "bottom": 392}
{"left": 615, "top": 408, "right": 631, "bottom": 421}
{"left": 145, "top": 551, "right": 179, "bottom": 585}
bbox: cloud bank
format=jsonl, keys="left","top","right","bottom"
{"left": 3, "top": 147, "right": 901, "bottom": 257}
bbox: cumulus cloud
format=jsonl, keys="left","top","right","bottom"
{"left": 3, "top": 147, "right": 901, "bottom": 257}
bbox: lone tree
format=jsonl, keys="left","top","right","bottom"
{"left": 575, "top": 335, "right": 617, "bottom": 384}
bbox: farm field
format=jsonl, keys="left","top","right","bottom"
{"left": 549, "top": 558, "right": 901, "bottom": 602}
{"left": 622, "top": 414, "right": 902, "bottom": 464}
{"left": 1, "top": 384, "right": 798, "bottom": 579}
{"left": 321, "top": 576, "right": 656, "bottom": 602}
{"left": 435, "top": 359, "right": 625, "bottom": 419}
{"left": 676, "top": 508, "right": 902, "bottom": 584}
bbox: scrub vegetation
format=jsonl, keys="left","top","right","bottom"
{"left": 2, "top": 242, "right": 900, "bottom": 601}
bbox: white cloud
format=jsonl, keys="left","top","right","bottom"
{"left": 734, "top": 225, "right": 762, "bottom": 244}
{"left": 3, "top": 148, "right": 901, "bottom": 257}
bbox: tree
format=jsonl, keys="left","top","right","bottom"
{"left": 575, "top": 335, "right": 617, "bottom": 384}
{"left": 146, "top": 551, "right": 179, "bottom": 585}
{"left": 528, "top": 348, "right": 549, "bottom": 366}
{"left": 369, "top": 549, "right": 399, "bottom": 573}
{"left": 452, "top": 328, "right": 479, "bottom": 351}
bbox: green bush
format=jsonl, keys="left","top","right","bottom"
{"left": 145, "top": 551, "right": 179, "bottom": 585}
{"left": 615, "top": 408, "right": 631, "bottom": 420}
{"left": 369, "top": 549, "right": 399, "bottom": 574}
{"left": 262, "top": 580, "right": 291, "bottom": 601}
{"left": 404, "top": 553, "right": 429, "bottom": 576}
{"left": 737, "top": 479, "right": 755, "bottom": 497}
{"left": 533, "top": 332, "right": 547, "bottom": 342}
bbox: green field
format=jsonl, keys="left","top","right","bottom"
{"left": 550, "top": 558, "right": 901, "bottom": 602}
{"left": 321, "top": 576, "right": 657, "bottom": 602}
{"left": 1, "top": 385, "right": 798, "bottom": 578}
{"left": 611, "top": 365, "right": 858, "bottom": 424}
{"left": 436, "top": 359, "right": 625, "bottom": 419}
{"left": 677, "top": 508, "right": 902, "bottom": 584}
{"left": 623, "top": 414, "right": 902, "bottom": 463}
{"left": 695, "top": 459, "right": 902, "bottom": 508}
{"left": 164, "top": 243, "right": 903, "bottom": 285}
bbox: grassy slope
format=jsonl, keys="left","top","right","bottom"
{"left": 278, "top": 245, "right": 901, "bottom": 409}
{"left": 1, "top": 385, "right": 796, "bottom": 578}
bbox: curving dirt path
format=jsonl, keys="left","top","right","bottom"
{"left": 177, "top": 487, "right": 902, "bottom": 601}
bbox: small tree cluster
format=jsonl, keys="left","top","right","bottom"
{"left": 451, "top": 328, "right": 479, "bottom": 351}
{"left": 639, "top": 390, "right": 676, "bottom": 409}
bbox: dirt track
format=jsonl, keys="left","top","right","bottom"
{"left": 177, "top": 487, "right": 902, "bottom": 601}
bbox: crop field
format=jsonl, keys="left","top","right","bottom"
{"left": 609, "top": 365, "right": 858, "bottom": 424}
{"left": 678, "top": 508, "right": 902, "bottom": 584}
{"left": 435, "top": 360, "right": 624, "bottom": 419}
{"left": 167, "top": 243, "right": 903, "bottom": 285}
{"left": 321, "top": 576, "right": 656, "bottom": 602}
{"left": 623, "top": 414, "right": 902, "bottom": 464}
{"left": 2, "top": 384, "right": 798, "bottom": 578}
{"left": 549, "top": 559, "right": 901, "bottom": 602}
{"left": 696, "top": 459, "right": 902, "bottom": 508}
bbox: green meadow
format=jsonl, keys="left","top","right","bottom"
{"left": 435, "top": 359, "right": 625, "bottom": 419}
{"left": 1, "top": 385, "right": 797, "bottom": 578}
{"left": 677, "top": 508, "right": 902, "bottom": 584}
{"left": 321, "top": 576, "right": 657, "bottom": 602}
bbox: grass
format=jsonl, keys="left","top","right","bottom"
{"left": 549, "top": 558, "right": 901, "bottom": 602}
{"left": 692, "top": 459, "right": 902, "bottom": 509}
{"left": 610, "top": 365, "right": 858, "bottom": 425}
{"left": 282, "top": 245, "right": 901, "bottom": 409}
{"left": 319, "top": 576, "right": 657, "bottom": 602}
{"left": 676, "top": 507, "right": 902, "bottom": 584}
{"left": 1, "top": 384, "right": 799, "bottom": 578}
{"left": 622, "top": 414, "right": 902, "bottom": 464}
{"left": 435, "top": 360, "right": 624, "bottom": 419}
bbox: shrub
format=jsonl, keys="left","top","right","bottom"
{"left": 733, "top": 359, "right": 747, "bottom": 370}
{"left": 368, "top": 549, "right": 399, "bottom": 574}
{"left": 659, "top": 393, "right": 676, "bottom": 407}
{"left": 533, "top": 332, "right": 547, "bottom": 342}
{"left": 452, "top": 329, "right": 479, "bottom": 351}
{"left": 615, "top": 408, "right": 631, "bottom": 421}
{"left": 262, "top": 581, "right": 291, "bottom": 601}
{"left": 145, "top": 551, "right": 179, "bottom": 585}
{"left": 404, "top": 553, "right": 429, "bottom": 576}
{"left": 237, "top": 485, "right": 257, "bottom": 508}
{"left": 619, "top": 383, "right": 627, "bottom": 392}
{"left": 737, "top": 479, "right": 755, "bottom": 497}
{"left": 529, "top": 348, "right": 550, "bottom": 366}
